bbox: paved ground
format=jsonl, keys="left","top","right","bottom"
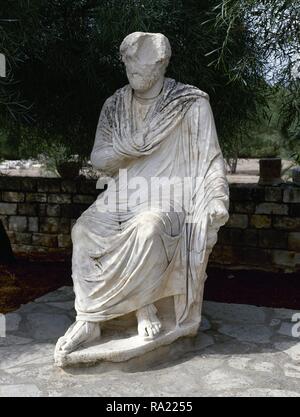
{"left": 0, "top": 286, "right": 300, "bottom": 397}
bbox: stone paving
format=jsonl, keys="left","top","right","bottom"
{"left": 0, "top": 286, "right": 300, "bottom": 397}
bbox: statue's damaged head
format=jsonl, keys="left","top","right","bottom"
{"left": 120, "top": 32, "right": 171, "bottom": 93}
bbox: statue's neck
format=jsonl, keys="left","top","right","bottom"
{"left": 133, "top": 76, "right": 165, "bottom": 100}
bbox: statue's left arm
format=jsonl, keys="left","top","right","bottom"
{"left": 190, "top": 97, "right": 229, "bottom": 248}
{"left": 201, "top": 99, "right": 229, "bottom": 225}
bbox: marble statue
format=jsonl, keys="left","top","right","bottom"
{"left": 54, "top": 32, "right": 229, "bottom": 367}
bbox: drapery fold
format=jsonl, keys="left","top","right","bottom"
{"left": 74, "top": 78, "right": 229, "bottom": 326}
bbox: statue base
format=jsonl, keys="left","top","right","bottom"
{"left": 54, "top": 320, "right": 199, "bottom": 368}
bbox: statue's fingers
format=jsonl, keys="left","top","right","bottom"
{"left": 151, "top": 325, "right": 158, "bottom": 335}
{"left": 58, "top": 338, "right": 68, "bottom": 352}
{"left": 55, "top": 337, "right": 65, "bottom": 353}
{"left": 153, "top": 324, "right": 161, "bottom": 335}
{"left": 138, "top": 322, "right": 147, "bottom": 338}
{"left": 146, "top": 326, "right": 154, "bottom": 338}
{"left": 61, "top": 337, "right": 79, "bottom": 353}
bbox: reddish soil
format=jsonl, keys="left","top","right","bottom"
{"left": 205, "top": 267, "right": 300, "bottom": 310}
{"left": 0, "top": 257, "right": 299, "bottom": 313}
{"left": 0, "top": 255, "right": 71, "bottom": 314}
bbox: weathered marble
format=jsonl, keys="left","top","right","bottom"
{"left": 54, "top": 32, "right": 229, "bottom": 365}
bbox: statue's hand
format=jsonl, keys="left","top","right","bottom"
{"left": 206, "top": 200, "right": 228, "bottom": 249}
{"left": 207, "top": 199, "right": 229, "bottom": 228}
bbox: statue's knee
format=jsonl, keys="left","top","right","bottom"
{"left": 136, "top": 213, "right": 161, "bottom": 240}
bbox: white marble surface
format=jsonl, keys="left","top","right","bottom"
{"left": 55, "top": 32, "right": 229, "bottom": 360}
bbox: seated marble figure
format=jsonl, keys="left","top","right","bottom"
{"left": 54, "top": 32, "right": 229, "bottom": 361}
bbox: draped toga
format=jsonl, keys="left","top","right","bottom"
{"left": 71, "top": 78, "right": 229, "bottom": 327}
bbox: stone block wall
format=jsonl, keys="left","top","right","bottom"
{"left": 0, "top": 177, "right": 299, "bottom": 272}
{"left": 210, "top": 183, "right": 300, "bottom": 272}
{"left": 0, "top": 176, "right": 99, "bottom": 255}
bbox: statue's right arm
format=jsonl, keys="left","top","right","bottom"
{"left": 90, "top": 98, "right": 125, "bottom": 174}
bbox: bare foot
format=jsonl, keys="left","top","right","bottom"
{"left": 136, "top": 304, "right": 162, "bottom": 340}
{"left": 55, "top": 321, "right": 101, "bottom": 354}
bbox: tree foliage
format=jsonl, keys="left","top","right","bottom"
{"left": 0, "top": 0, "right": 299, "bottom": 160}
{"left": 212, "top": 0, "right": 299, "bottom": 158}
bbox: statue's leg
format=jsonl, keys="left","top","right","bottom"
{"left": 56, "top": 211, "right": 119, "bottom": 354}
{"left": 133, "top": 215, "right": 167, "bottom": 340}
{"left": 133, "top": 210, "right": 185, "bottom": 340}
